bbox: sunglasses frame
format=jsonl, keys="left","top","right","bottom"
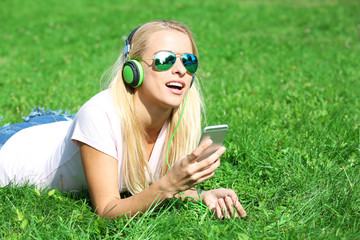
{"left": 142, "top": 51, "right": 198, "bottom": 74}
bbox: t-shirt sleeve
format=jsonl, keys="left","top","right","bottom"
{"left": 71, "top": 105, "right": 117, "bottom": 159}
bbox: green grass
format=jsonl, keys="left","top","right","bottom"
{"left": 1, "top": 0, "right": 360, "bottom": 239}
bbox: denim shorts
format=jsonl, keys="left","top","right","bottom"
{"left": 0, "top": 107, "right": 74, "bottom": 150}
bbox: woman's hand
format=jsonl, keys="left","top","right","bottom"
{"left": 202, "top": 188, "right": 247, "bottom": 219}
{"left": 162, "top": 139, "right": 225, "bottom": 197}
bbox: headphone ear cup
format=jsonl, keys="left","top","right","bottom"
{"left": 122, "top": 60, "right": 144, "bottom": 88}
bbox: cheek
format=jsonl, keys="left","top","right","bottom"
{"left": 143, "top": 69, "right": 156, "bottom": 82}
{"left": 143, "top": 61, "right": 157, "bottom": 77}
{"left": 143, "top": 66, "right": 165, "bottom": 83}
{"left": 142, "top": 65, "right": 153, "bottom": 83}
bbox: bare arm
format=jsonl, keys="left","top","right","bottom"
{"left": 80, "top": 143, "right": 170, "bottom": 218}
{"left": 79, "top": 138, "right": 223, "bottom": 218}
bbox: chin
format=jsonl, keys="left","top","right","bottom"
{"left": 159, "top": 97, "right": 185, "bottom": 109}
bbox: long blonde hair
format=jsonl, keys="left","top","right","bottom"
{"left": 105, "top": 20, "right": 204, "bottom": 194}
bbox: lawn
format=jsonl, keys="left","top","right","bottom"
{"left": 1, "top": 0, "right": 359, "bottom": 239}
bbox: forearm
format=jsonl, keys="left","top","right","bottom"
{"left": 101, "top": 177, "right": 173, "bottom": 218}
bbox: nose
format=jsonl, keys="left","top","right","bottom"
{"left": 171, "top": 56, "right": 187, "bottom": 76}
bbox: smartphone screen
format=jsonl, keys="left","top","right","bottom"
{"left": 197, "top": 124, "right": 228, "bottom": 162}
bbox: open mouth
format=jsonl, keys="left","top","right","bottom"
{"left": 166, "top": 82, "right": 184, "bottom": 90}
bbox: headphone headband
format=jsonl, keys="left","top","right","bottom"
{"left": 124, "top": 26, "right": 140, "bottom": 62}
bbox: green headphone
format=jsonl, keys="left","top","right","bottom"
{"left": 122, "top": 27, "right": 144, "bottom": 88}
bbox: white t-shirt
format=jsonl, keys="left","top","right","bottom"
{"left": 0, "top": 90, "right": 167, "bottom": 192}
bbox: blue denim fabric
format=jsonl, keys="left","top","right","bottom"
{"left": 0, "top": 107, "right": 74, "bottom": 150}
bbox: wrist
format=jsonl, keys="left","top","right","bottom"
{"left": 157, "top": 174, "right": 177, "bottom": 199}
{"left": 196, "top": 188, "right": 204, "bottom": 201}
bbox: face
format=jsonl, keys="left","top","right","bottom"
{"left": 136, "top": 30, "right": 195, "bottom": 109}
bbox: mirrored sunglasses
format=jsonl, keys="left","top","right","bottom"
{"left": 145, "top": 51, "right": 198, "bottom": 74}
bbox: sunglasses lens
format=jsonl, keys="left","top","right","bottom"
{"left": 154, "top": 52, "right": 176, "bottom": 71}
{"left": 153, "top": 52, "right": 198, "bottom": 74}
{"left": 182, "top": 54, "right": 198, "bottom": 74}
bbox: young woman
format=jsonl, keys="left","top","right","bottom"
{"left": 0, "top": 20, "right": 246, "bottom": 219}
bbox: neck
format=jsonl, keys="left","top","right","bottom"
{"left": 134, "top": 93, "right": 172, "bottom": 143}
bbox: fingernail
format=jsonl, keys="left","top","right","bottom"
{"left": 217, "top": 146, "right": 226, "bottom": 153}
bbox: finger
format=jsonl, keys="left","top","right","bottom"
{"left": 235, "top": 200, "right": 247, "bottom": 218}
{"left": 229, "top": 192, "right": 238, "bottom": 205}
{"left": 224, "top": 196, "right": 235, "bottom": 217}
{"left": 191, "top": 159, "right": 221, "bottom": 185}
{"left": 218, "top": 198, "right": 229, "bottom": 219}
{"left": 215, "top": 201, "right": 223, "bottom": 219}
{"left": 196, "top": 146, "right": 226, "bottom": 170}
{"left": 226, "top": 191, "right": 239, "bottom": 217}
{"left": 209, "top": 203, "right": 216, "bottom": 213}
{"left": 199, "top": 158, "right": 220, "bottom": 176}
{"left": 186, "top": 139, "right": 213, "bottom": 164}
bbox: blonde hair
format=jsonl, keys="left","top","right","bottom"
{"left": 105, "top": 20, "right": 204, "bottom": 194}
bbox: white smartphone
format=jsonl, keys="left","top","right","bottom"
{"left": 197, "top": 124, "right": 228, "bottom": 162}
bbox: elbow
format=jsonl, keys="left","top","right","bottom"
{"left": 93, "top": 206, "right": 107, "bottom": 218}
{"left": 96, "top": 206, "right": 117, "bottom": 218}
{"left": 91, "top": 203, "right": 112, "bottom": 218}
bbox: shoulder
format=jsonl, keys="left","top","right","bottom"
{"left": 70, "top": 89, "right": 122, "bottom": 159}
{"left": 76, "top": 89, "right": 118, "bottom": 121}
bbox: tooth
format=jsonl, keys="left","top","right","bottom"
{"left": 168, "top": 82, "right": 182, "bottom": 87}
